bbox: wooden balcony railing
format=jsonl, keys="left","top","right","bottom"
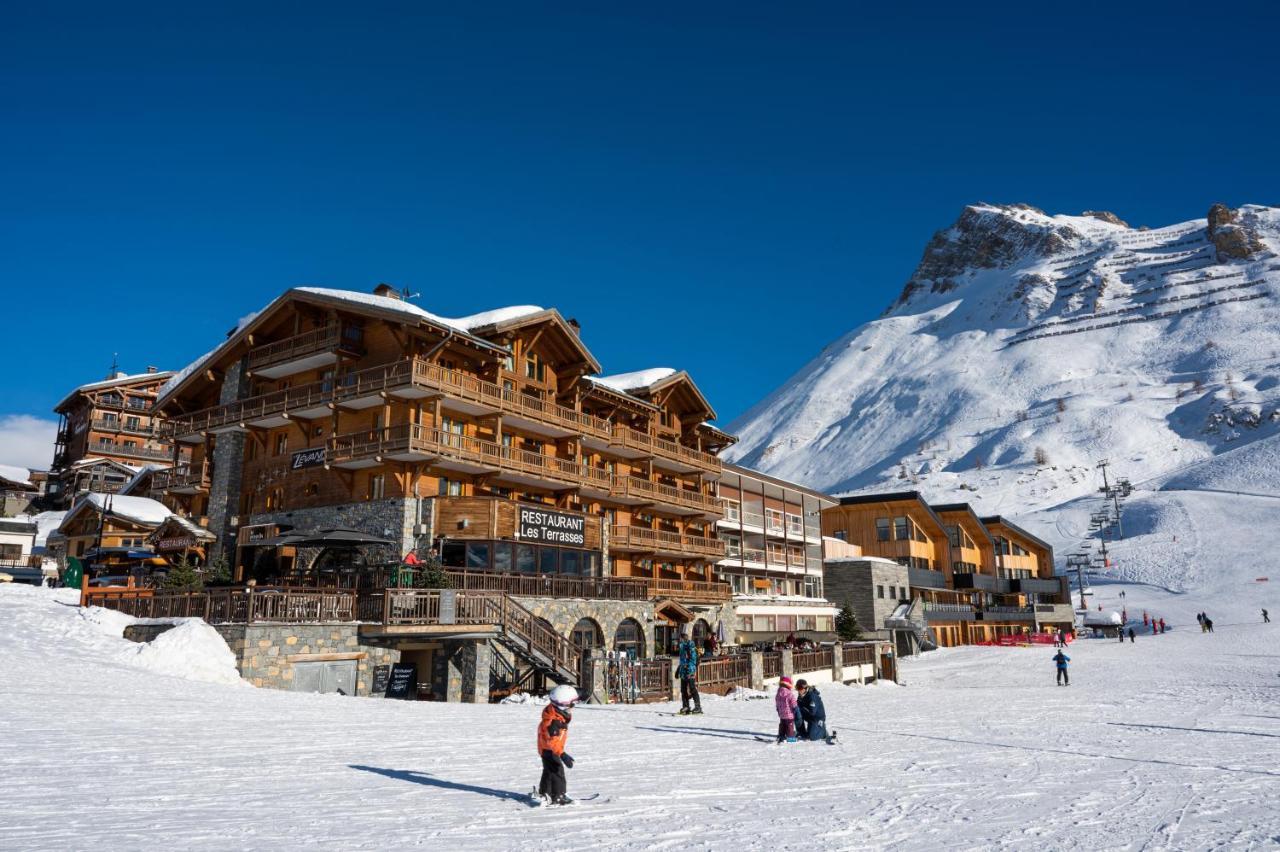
{"left": 153, "top": 462, "right": 210, "bottom": 493}
{"left": 165, "top": 379, "right": 335, "bottom": 437}
{"left": 608, "top": 526, "right": 726, "bottom": 558}
{"left": 83, "top": 587, "right": 357, "bottom": 623}
{"left": 442, "top": 569, "right": 650, "bottom": 601}
{"left": 92, "top": 418, "right": 159, "bottom": 437}
{"left": 247, "top": 325, "right": 362, "bottom": 373}
{"left": 609, "top": 425, "right": 721, "bottom": 473}
{"left": 92, "top": 443, "right": 173, "bottom": 462}
{"left": 327, "top": 424, "right": 614, "bottom": 490}
{"left": 609, "top": 476, "right": 721, "bottom": 515}
{"left": 645, "top": 576, "right": 732, "bottom": 603}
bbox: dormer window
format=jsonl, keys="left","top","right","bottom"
{"left": 524, "top": 353, "right": 545, "bottom": 382}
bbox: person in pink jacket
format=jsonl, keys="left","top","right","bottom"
{"left": 775, "top": 676, "right": 799, "bottom": 743}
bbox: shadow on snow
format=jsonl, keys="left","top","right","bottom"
{"left": 349, "top": 765, "right": 529, "bottom": 802}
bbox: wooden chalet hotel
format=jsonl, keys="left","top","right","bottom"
{"left": 149, "top": 284, "right": 740, "bottom": 697}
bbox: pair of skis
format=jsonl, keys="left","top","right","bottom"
{"left": 528, "top": 789, "right": 602, "bottom": 807}
{"left": 755, "top": 730, "right": 840, "bottom": 745}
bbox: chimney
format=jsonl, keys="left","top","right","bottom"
{"left": 372, "top": 283, "right": 401, "bottom": 300}
{"left": 567, "top": 318, "right": 581, "bottom": 336}
{"left": 146, "top": 366, "right": 158, "bottom": 374}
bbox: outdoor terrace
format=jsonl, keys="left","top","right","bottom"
{"left": 608, "top": 525, "right": 726, "bottom": 559}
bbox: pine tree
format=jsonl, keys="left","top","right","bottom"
{"left": 163, "top": 556, "right": 204, "bottom": 591}
{"left": 412, "top": 553, "right": 451, "bottom": 590}
{"left": 205, "top": 552, "right": 231, "bottom": 585}
{"left": 1034, "top": 446, "right": 1049, "bottom": 466}
{"left": 835, "top": 602, "right": 863, "bottom": 641}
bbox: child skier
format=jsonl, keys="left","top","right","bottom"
{"left": 775, "top": 676, "right": 799, "bottom": 742}
{"left": 536, "top": 684, "right": 580, "bottom": 806}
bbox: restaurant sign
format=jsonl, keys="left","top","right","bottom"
{"left": 517, "top": 507, "right": 586, "bottom": 546}
{"left": 156, "top": 536, "right": 198, "bottom": 552}
{"left": 291, "top": 447, "right": 327, "bottom": 470}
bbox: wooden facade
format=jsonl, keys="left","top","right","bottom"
{"left": 51, "top": 368, "right": 182, "bottom": 508}
{"left": 821, "top": 492, "right": 1067, "bottom": 645}
{"left": 155, "top": 286, "right": 733, "bottom": 595}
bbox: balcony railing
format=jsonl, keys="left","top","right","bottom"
{"left": 609, "top": 425, "right": 720, "bottom": 473}
{"left": 327, "top": 424, "right": 614, "bottom": 490}
{"left": 442, "top": 569, "right": 650, "bottom": 601}
{"left": 153, "top": 462, "right": 211, "bottom": 494}
{"left": 90, "top": 443, "right": 173, "bottom": 462}
{"left": 609, "top": 525, "right": 726, "bottom": 558}
{"left": 646, "top": 577, "right": 732, "bottom": 603}
{"left": 92, "top": 418, "right": 159, "bottom": 437}
{"left": 983, "top": 606, "right": 1036, "bottom": 621}
{"left": 609, "top": 476, "right": 721, "bottom": 515}
{"left": 246, "top": 325, "right": 364, "bottom": 374}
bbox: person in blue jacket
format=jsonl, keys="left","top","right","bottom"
{"left": 795, "top": 679, "right": 829, "bottom": 741}
{"left": 1053, "top": 649, "right": 1070, "bottom": 686}
{"left": 676, "top": 631, "right": 702, "bottom": 715}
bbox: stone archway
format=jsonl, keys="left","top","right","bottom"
{"left": 614, "top": 617, "right": 646, "bottom": 660}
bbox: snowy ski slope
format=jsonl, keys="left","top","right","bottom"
{"left": 2, "top": 584, "right": 1278, "bottom": 850}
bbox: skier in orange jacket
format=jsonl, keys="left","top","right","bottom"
{"left": 536, "top": 684, "right": 581, "bottom": 805}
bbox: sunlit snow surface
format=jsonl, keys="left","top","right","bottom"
{"left": 2, "top": 584, "right": 1278, "bottom": 850}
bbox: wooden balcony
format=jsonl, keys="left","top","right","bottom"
{"left": 92, "top": 418, "right": 159, "bottom": 437}
{"left": 333, "top": 359, "right": 612, "bottom": 440}
{"left": 609, "top": 425, "right": 721, "bottom": 475}
{"left": 247, "top": 325, "right": 364, "bottom": 379}
{"left": 153, "top": 462, "right": 211, "bottom": 495}
{"left": 92, "top": 443, "right": 173, "bottom": 462}
{"left": 326, "top": 424, "right": 614, "bottom": 492}
{"left": 164, "top": 379, "right": 335, "bottom": 441}
{"left": 646, "top": 576, "right": 732, "bottom": 603}
{"left": 609, "top": 525, "right": 726, "bottom": 559}
{"left": 442, "top": 569, "right": 650, "bottom": 601}
{"left": 608, "top": 476, "right": 722, "bottom": 517}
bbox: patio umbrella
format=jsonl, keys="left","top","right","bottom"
{"left": 278, "top": 528, "right": 394, "bottom": 547}
{"left": 716, "top": 620, "right": 727, "bottom": 643}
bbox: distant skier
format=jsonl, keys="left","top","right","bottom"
{"left": 1053, "top": 649, "right": 1070, "bottom": 686}
{"left": 1056, "top": 630, "right": 1067, "bottom": 648}
{"left": 1143, "top": 612, "right": 1149, "bottom": 627}
{"left": 1128, "top": 627, "right": 1135, "bottom": 643}
{"left": 795, "top": 679, "right": 829, "bottom": 742}
{"left": 1117, "top": 629, "right": 1124, "bottom": 643}
{"left": 536, "top": 684, "right": 581, "bottom": 806}
{"left": 1198, "top": 612, "right": 1207, "bottom": 633}
{"left": 676, "top": 631, "right": 703, "bottom": 715}
{"left": 1205, "top": 617, "right": 1214, "bottom": 633}
{"left": 1264, "top": 609, "right": 1270, "bottom": 624}
{"left": 1159, "top": 618, "right": 1166, "bottom": 634}
{"left": 775, "top": 676, "right": 799, "bottom": 742}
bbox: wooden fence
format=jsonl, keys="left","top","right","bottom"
{"left": 792, "top": 648, "right": 834, "bottom": 674}
{"left": 840, "top": 642, "right": 877, "bottom": 667}
{"left": 696, "top": 655, "right": 751, "bottom": 695}
{"left": 761, "top": 651, "right": 782, "bottom": 679}
{"left": 83, "top": 587, "right": 357, "bottom": 624}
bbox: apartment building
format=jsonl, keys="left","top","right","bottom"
{"left": 50, "top": 368, "right": 180, "bottom": 508}
{"left": 153, "top": 286, "right": 734, "bottom": 614}
{"left": 821, "top": 492, "right": 1071, "bottom": 647}
{"left": 714, "top": 464, "right": 837, "bottom": 644}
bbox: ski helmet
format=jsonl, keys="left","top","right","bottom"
{"left": 548, "top": 684, "right": 581, "bottom": 708}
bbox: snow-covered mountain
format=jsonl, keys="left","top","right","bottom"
{"left": 727, "top": 202, "right": 1280, "bottom": 522}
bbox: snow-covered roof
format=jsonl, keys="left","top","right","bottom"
{"left": 64, "top": 493, "right": 174, "bottom": 530}
{"left": 54, "top": 370, "right": 173, "bottom": 411}
{"left": 163, "top": 515, "right": 217, "bottom": 541}
{"left": 18, "top": 510, "right": 68, "bottom": 550}
{"left": 158, "top": 288, "right": 541, "bottom": 406}
{"left": 0, "top": 463, "right": 34, "bottom": 488}
{"left": 591, "top": 367, "right": 678, "bottom": 393}
{"left": 118, "top": 464, "right": 170, "bottom": 496}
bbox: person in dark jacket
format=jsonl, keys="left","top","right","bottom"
{"left": 676, "top": 633, "right": 702, "bottom": 715}
{"left": 1128, "top": 627, "right": 1135, "bottom": 643}
{"left": 794, "top": 679, "right": 829, "bottom": 741}
{"left": 1053, "top": 650, "right": 1070, "bottom": 685}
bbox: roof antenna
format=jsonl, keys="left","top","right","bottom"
{"left": 401, "top": 287, "right": 421, "bottom": 301}
{"left": 108, "top": 352, "right": 119, "bottom": 379}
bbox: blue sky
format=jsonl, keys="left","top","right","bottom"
{"left": 2, "top": 2, "right": 1277, "bottom": 468}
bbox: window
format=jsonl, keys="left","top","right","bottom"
{"left": 368, "top": 474, "right": 385, "bottom": 500}
{"left": 765, "top": 508, "right": 784, "bottom": 533}
{"left": 304, "top": 483, "right": 319, "bottom": 497}
{"left": 125, "top": 416, "right": 140, "bottom": 430}
{"left": 893, "top": 516, "right": 908, "bottom": 540}
{"left": 539, "top": 547, "right": 558, "bottom": 574}
{"left": 441, "top": 541, "right": 465, "bottom": 567}
{"left": 561, "top": 549, "right": 582, "bottom": 576}
{"left": 613, "top": 618, "right": 645, "bottom": 659}
{"left": 502, "top": 354, "right": 514, "bottom": 372}
{"left": 516, "top": 544, "right": 537, "bottom": 574}
{"left": 723, "top": 500, "right": 740, "bottom": 522}
{"left": 875, "top": 518, "right": 890, "bottom": 541}
{"left": 946, "top": 525, "right": 961, "bottom": 547}
{"left": 833, "top": 529, "right": 848, "bottom": 542}
{"left": 804, "top": 576, "right": 822, "bottom": 598}
{"left": 524, "top": 353, "right": 545, "bottom": 382}
{"left": 876, "top": 585, "right": 885, "bottom": 599}
{"left": 786, "top": 513, "right": 802, "bottom": 535}
{"left": 438, "top": 478, "right": 463, "bottom": 497}
{"left": 493, "top": 542, "right": 513, "bottom": 573}
{"left": 274, "top": 434, "right": 288, "bottom": 456}
{"left": 465, "top": 542, "right": 490, "bottom": 570}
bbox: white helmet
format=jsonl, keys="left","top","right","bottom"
{"left": 548, "top": 684, "right": 581, "bottom": 708}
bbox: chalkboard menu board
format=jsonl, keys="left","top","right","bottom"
{"left": 371, "top": 665, "right": 391, "bottom": 696}
{"left": 385, "top": 663, "right": 417, "bottom": 699}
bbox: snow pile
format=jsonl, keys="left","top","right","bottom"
{"left": 499, "top": 691, "right": 550, "bottom": 705}
{"left": 0, "top": 462, "right": 33, "bottom": 487}
{"left": 1083, "top": 610, "right": 1123, "bottom": 626}
{"left": 80, "top": 493, "right": 173, "bottom": 526}
{"left": 591, "top": 367, "right": 677, "bottom": 393}
{"left": 723, "top": 685, "right": 769, "bottom": 701}
{"left": 115, "top": 620, "right": 245, "bottom": 687}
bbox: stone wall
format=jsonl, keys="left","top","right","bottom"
{"left": 514, "top": 597, "right": 658, "bottom": 659}
{"left": 824, "top": 558, "right": 910, "bottom": 635}
{"left": 248, "top": 497, "right": 430, "bottom": 565}
{"left": 207, "top": 360, "right": 251, "bottom": 559}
